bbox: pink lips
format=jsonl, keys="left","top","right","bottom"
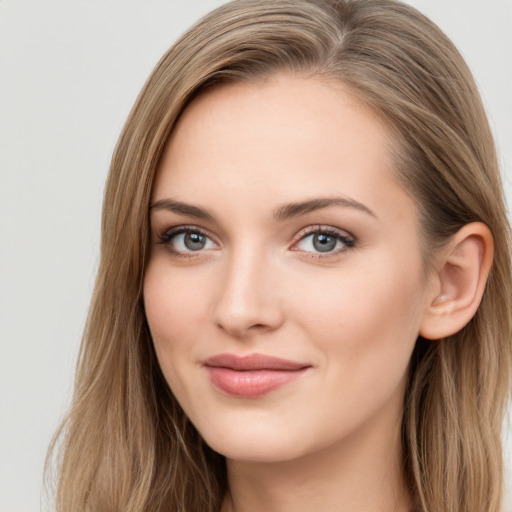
{"left": 203, "top": 353, "right": 311, "bottom": 397}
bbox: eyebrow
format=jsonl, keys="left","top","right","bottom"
{"left": 149, "top": 196, "right": 376, "bottom": 222}
{"left": 150, "top": 198, "right": 214, "bottom": 220}
{"left": 273, "top": 197, "right": 376, "bottom": 222}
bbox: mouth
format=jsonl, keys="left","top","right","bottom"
{"left": 202, "top": 353, "right": 311, "bottom": 397}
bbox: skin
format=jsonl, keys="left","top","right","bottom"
{"left": 143, "top": 75, "right": 436, "bottom": 512}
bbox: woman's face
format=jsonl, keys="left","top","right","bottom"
{"left": 144, "top": 76, "right": 433, "bottom": 462}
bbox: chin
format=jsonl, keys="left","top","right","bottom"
{"left": 206, "top": 437, "right": 305, "bottom": 463}
{"left": 197, "top": 421, "right": 312, "bottom": 463}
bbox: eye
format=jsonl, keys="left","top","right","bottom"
{"left": 293, "top": 227, "right": 354, "bottom": 254}
{"left": 158, "top": 227, "right": 218, "bottom": 254}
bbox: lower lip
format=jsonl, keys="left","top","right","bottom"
{"left": 205, "top": 367, "right": 307, "bottom": 397}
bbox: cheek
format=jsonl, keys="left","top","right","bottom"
{"left": 143, "top": 260, "right": 207, "bottom": 381}
{"left": 288, "top": 261, "right": 425, "bottom": 441}
{"left": 293, "top": 254, "right": 426, "bottom": 378}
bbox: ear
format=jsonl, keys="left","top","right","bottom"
{"left": 419, "top": 222, "right": 494, "bottom": 340}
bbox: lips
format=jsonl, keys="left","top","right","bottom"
{"left": 203, "top": 353, "right": 311, "bottom": 397}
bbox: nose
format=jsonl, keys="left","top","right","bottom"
{"left": 212, "top": 248, "right": 284, "bottom": 339}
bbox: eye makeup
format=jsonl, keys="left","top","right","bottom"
{"left": 290, "top": 225, "right": 356, "bottom": 261}
{"left": 155, "top": 222, "right": 356, "bottom": 262}
{"left": 157, "top": 225, "right": 220, "bottom": 259}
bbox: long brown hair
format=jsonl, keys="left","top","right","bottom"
{"left": 47, "top": 1, "right": 512, "bottom": 510}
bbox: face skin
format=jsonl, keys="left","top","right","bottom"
{"left": 144, "top": 75, "right": 433, "bottom": 510}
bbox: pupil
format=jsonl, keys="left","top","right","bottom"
{"left": 184, "top": 232, "right": 206, "bottom": 251}
{"left": 313, "top": 233, "right": 336, "bottom": 252}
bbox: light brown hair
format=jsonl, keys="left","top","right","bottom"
{"left": 47, "top": 1, "right": 512, "bottom": 510}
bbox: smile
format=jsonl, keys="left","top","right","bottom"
{"left": 203, "top": 353, "right": 311, "bottom": 397}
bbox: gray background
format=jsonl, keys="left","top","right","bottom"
{"left": 1, "top": 1, "right": 510, "bottom": 511}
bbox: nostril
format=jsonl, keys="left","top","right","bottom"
{"left": 216, "top": 322, "right": 266, "bottom": 330}
{"left": 215, "top": 319, "right": 278, "bottom": 338}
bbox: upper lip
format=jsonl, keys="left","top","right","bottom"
{"left": 203, "top": 353, "right": 311, "bottom": 371}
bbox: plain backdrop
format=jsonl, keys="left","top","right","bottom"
{"left": 1, "top": 1, "right": 511, "bottom": 511}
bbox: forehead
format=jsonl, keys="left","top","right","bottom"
{"left": 153, "top": 75, "right": 413, "bottom": 225}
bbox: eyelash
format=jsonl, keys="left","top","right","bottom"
{"left": 157, "top": 225, "right": 217, "bottom": 259}
{"left": 156, "top": 224, "right": 356, "bottom": 260}
{"left": 292, "top": 225, "right": 355, "bottom": 259}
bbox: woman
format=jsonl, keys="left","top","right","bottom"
{"left": 48, "top": 0, "right": 512, "bottom": 511}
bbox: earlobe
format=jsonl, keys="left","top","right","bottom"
{"left": 419, "top": 222, "right": 494, "bottom": 340}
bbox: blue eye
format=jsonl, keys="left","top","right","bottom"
{"left": 295, "top": 228, "right": 354, "bottom": 254}
{"left": 159, "top": 228, "right": 217, "bottom": 253}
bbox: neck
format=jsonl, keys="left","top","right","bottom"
{"left": 221, "top": 410, "right": 411, "bottom": 512}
